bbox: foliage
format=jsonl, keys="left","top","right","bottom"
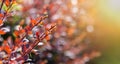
{"left": 0, "top": 0, "right": 100, "bottom": 64}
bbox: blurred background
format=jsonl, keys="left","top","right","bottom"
{"left": 90, "top": 0, "right": 120, "bottom": 64}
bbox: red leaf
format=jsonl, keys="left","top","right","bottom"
{"left": 36, "top": 31, "right": 40, "bottom": 38}
{"left": 25, "top": 26, "right": 31, "bottom": 30}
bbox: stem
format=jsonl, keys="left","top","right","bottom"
{"left": 17, "top": 16, "right": 47, "bottom": 47}
{"left": 0, "top": 0, "right": 5, "bottom": 13}
{"left": 22, "top": 25, "right": 56, "bottom": 56}
{"left": 2, "top": 1, "right": 13, "bottom": 21}
{"left": 15, "top": 25, "right": 56, "bottom": 61}
{"left": 9, "top": 16, "right": 48, "bottom": 61}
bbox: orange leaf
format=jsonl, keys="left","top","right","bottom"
{"left": 5, "top": 0, "right": 10, "bottom": 7}
{"left": 38, "top": 22, "right": 43, "bottom": 25}
{"left": 20, "top": 29, "right": 25, "bottom": 33}
{"left": 12, "top": 0, "right": 16, "bottom": 4}
{"left": 14, "top": 31, "right": 19, "bottom": 37}
{"left": 3, "top": 40, "right": 11, "bottom": 54}
{"left": 0, "top": 60, "right": 2, "bottom": 64}
{"left": 45, "top": 31, "right": 49, "bottom": 35}
{"left": 0, "top": 30, "right": 6, "bottom": 35}
{"left": 0, "top": 14, "right": 4, "bottom": 17}
{"left": 4, "top": 45, "right": 11, "bottom": 54}
{"left": 0, "top": 20, "right": 3, "bottom": 25}
{"left": 0, "top": 47, "right": 3, "bottom": 51}
{"left": 3, "top": 40, "right": 7, "bottom": 45}
{"left": 45, "top": 35, "right": 50, "bottom": 41}
{"left": 15, "top": 38, "right": 20, "bottom": 44}
{"left": 28, "top": 31, "right": 32, "bottom": 34}
{"left": 19, "top": 20, "right": 24, "bottom": 26}
{"left": 31, "top": 19, "right": 37, "bottom": 26}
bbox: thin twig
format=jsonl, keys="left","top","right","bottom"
{"left": 15, "top": 25, "right": 56, "bottom": 61}
{"left": 0, "top": 0, "right": 5, "bottom": 13}
{"left": 22, "top": 24, "right": 56, "bottom": 57}
{"left": 9, "top": 16, "right": 48, "bottom": 61}
{"left": 2, "top": 1, "right": 14, "bottom": 21}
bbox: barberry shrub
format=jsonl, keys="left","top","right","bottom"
{"left": 0, "top": 0, "right": 56, "bottom": 63}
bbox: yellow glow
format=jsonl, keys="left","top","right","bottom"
{"left": 95, "top": 0, "right": 120, "bottom": 23}
{"left": 108, "top": 0, "right": 120, "bottom": 11}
